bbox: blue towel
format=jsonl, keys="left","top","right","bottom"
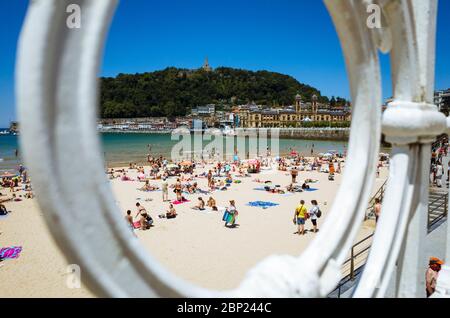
{"left": 304, "top": 188, "right": 319, "bottom": 192}
{"left": 247, "top": 201, "right": 280, "bottom": 208}
{"left": 253, "top": 187, "right": 267, "bottom": 191}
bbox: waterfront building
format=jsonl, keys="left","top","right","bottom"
{"left": 236, "top": 94, "right": 352, "bottom": 128}
{"left": 191, "top": 104, "right": 215, "bottom": 117}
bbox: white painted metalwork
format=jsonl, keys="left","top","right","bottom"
{"left": 15, "top": 0, "right": 449, "bottom": 297}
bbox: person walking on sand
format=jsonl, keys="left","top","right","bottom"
{"left": 161, "top": 177, "right": 169, "bottom": 202}
{"left": 309, "top": 200, "right": 320, "bottom": 233}
{"left": 294, "top": 200, "right": 308, "bottom": 235}
{"left": 291, "top": 167, "right": 298, "bottom": 184}
{"left": 224, "top": 200, "right": 238, "bottom": 228}
{"left": 174, "top": 178, "right": 182, "bottom": 201}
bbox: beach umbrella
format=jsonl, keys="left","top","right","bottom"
{"left": 179, "top": 161, "right": 192, "bottom": 166}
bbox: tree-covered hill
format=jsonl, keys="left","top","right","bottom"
{"left": 99, "top": 67, "right": 342, "bottom": 118}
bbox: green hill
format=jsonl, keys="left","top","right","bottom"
{"left": 99, "top": 67, "right": 343, "bottom": 118}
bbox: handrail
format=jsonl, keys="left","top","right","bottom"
{"left": 331, "top": 188, "right": 448, "bottom": 297}
{"left": 428, "top": 192, "right": 448, "bottom": 231}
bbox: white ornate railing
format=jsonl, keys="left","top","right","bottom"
{"left": 15, "top": 0, "right": 450, "bottom": 297}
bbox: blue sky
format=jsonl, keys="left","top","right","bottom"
{"left": 1, "top": 0, "right": 450, "bottom": 127}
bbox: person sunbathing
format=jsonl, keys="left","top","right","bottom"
{"left": 187, "top": 182, "right": 198, "bottom": 194}
{"left": 160, "top": 204, "right": 177, "bottom": 219}
{"left": 107, "top": 169, "right": 118, "bottom": 179}
{"left": 140, "top": 181, "right": 158, "bottom": 191}
{"left": 192, "top": 197, "right": 206, "bottom": 211}
{"left": 287, "top": 184, "right": 303, "bottom": 193}
{"left": 301, "top": 182, "right": 310, "bottom": 190}
{"left": 225, "top": 173, "right": 233, "bottom": 184}
{"left": 0, "top": 203, "right": 8, "bottom": 215}
{"left": 0, "top": 193, "right": 13, "bottom": 203}
{"left": 207, "top": 197, "right": 217, "bottom": 211}
{"left": 137, "top": 172, "right": 147, "bottom": 182}
{"left": 121, "top": 172, "right": 134, "bottom": 181}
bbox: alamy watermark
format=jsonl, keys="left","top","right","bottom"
{"left": 66, "top": 4, "right": 81, "bottom": 29}
{"left": 66, "top": 264, "right": 81, "bottom": 289}
{"left": 367, "top": 3, "right": 382, "bottom": 29}
{"left": 64, "top": 3, "right": 381, "bottom": 30}
{"left": 170, "top": 122, "right": 280, "bottom": 163}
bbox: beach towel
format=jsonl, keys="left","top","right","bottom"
{"left": 304, "top": 188, "right": 319, "bottom": 192}
{"left": 253, "top": 187, "right": 268, "bottom": 191}
{"left": 133, "top": 221, "right": 141, "bottom": 229}
{"left": 222, "top": 210, "right": 236, "bottom": 223}
{"left": 0, "top": 246, "right": 22, "bottom": 259}
{"left": 172, "top": 199, "right": 190, "bottom": 205}
{"left": 222, "top": 210, "right": 230, "bottom": 221}
{"left": 138, "top": 189, "right": 161, "bottom": 192}
{"left": 247, "top": 201, "right": 279, "bottom": 209}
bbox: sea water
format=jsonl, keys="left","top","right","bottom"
{"left": 0, "top": 132, "right": 352, "bottom": 170}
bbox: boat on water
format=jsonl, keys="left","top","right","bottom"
{"left": 0, "top": 130, "right": 11, "bottom": 135}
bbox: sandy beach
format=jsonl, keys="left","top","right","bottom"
{"left": 0, "top": 158, "right": 387, "bottom": 297}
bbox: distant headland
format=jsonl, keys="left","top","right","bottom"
{"left": 99, "top": 60, "right": 349, "bottom": 119}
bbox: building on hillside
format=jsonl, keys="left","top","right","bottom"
{"left": 191, "top": 104, "right": 215, "bottom": 117}
{"left": 202, "top": 57, "right": 212, "bottom": 72}
{"left": 435, "top": 89, "right": 450, "bottom": 116}
{"left": 236, "top": 94, "right": 351, "bottom": 128}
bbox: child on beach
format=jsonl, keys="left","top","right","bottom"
{"left": 125, "top": 210, "right": 134, "bottom": 232}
